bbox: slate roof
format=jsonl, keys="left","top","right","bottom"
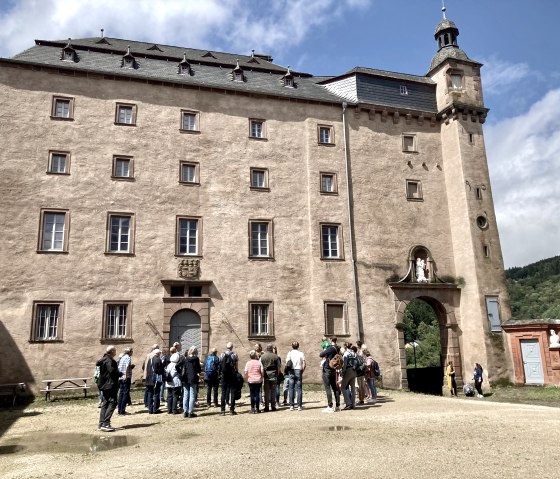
{"left": 434, "top": 19, "right": 458, "bottom": 36}
{"left": 429, "top": 45, "right": 479, "bottom": 73}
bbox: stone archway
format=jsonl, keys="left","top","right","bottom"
{"left": 390, "top": 283, "right": 462, "bottom": 389}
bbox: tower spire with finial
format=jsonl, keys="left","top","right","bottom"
{"left": 442, "top": 0, "right": 447, "bottom": 20}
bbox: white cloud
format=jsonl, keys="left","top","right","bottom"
{"left": 480, "top": 55, "right": 531, "bottom": 95}
{"left": 486, "top": 89, "right": 560, "bottom": 268}
{"left": 0, "top": 0, "right": 373, "bottom": 62}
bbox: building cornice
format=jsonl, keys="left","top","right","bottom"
{"left": 438, "top": 102, "right": 489, "bottom": 124}
{"left": 352, "top": 103, "right": 438, "bottom": 126}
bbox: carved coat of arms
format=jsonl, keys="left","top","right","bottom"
{"left": 177, "top": 259, "right": 200, "bottom": 279}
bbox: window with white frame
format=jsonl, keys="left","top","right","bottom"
{"left": 402, "top": 134, "right": 417, "bottom": 152}
{"left": 107, "top": 214, "right": 133, "bottom": 253}
{"left": 103, "top": 302, "right": 131, "bottom": 339}
{"left": 249, "top": 119, "right": 265, "bottom": 139}
{"left": 177, "top": 217, "right": 200, "bottom": 256}
{"left": 180, "top": 162, "right": 199, "bottom": 184}
{"left": 249, "top": 302, "right": 273, "bottom": 337}
{"left": 321, "top": 224, "right": 341, "bottom": 259}
{"left": 39, "top": 210, "right": 69, "bottom": 252}
{"left": 320, "top": 172, "right": 337, "bottom": 194}
{"left": 250, "top": 220, "right": 272, "bottom": 258}
{"left": 48, "top": 152, "right": 69, "bottom": 174}
{"left": 112, "top": 156, "right": 133, "bottom": 179}
{"left": 234, "top": 71, "right": 243, "bottom": 82}
{"left": 51, "top": 97, "right": 73, "bottom": 119}
{"left": 400, "top": 85, "right": 408, "bottom": 95}
{"left": 318, "top": 125, "right": 334, "bottom": 145}
{"left": 115, "top": 103, "right": 136, "bottom": 125}
{"left": 250, "top": 168, "right": 268, "bottom": 189}
{"left": 32, "top": 302, "right": 63, "bottom": 341}
{"left": 181, "top": 110, "right": 199, "bottom": 131}
{"left": 325, "top": 302, "right": 348, "bottom": 336}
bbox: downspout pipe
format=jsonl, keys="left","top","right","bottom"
{"left": 342, "top": 102, "right": 363, "bottom": 342}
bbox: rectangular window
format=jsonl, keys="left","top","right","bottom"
{"left": 402, "top": 134, "right": 417, "bottom": 152}
{"left": 400, "top": 85, "right": 408, "bottom": 95}
{"left": 325, "top": 302, "right": 348, "bottom": 336}
{"left": 468, "top": 133, "right": 475, "bottom": 145}
{"left": 450, "top": 74, "right": 463, "bottom": 90}
{"left": 176, "top": 217, "right": 200, "bottom": 256}
{"left": 48, "top": 151, "right": 69, "bottom": 174}
{"left": 475, "top": 187, "right": 483, "bottom": 200}
{"left": 321, "top": 224, "right": 342, "bottom": 259}
{"left": 107, "top": 213, "right": 134, "bottom": 254}
{"left": 483, "top": 245, "right": 490, "bottom": 258}
{"left": 250, "top": 168, "right": 269, "bottom": 189}
{"left": 115, "top": 103, "right": 136, "bottom": 125}
{"left": 406, "top": 180, "right": 423, "bottom": 201}
{"left": 249, "top": 119, "right": 266, "bottom": 139}
{"left": 249, "top": 302, "right": 273, "bottom": 337}
{"left": 112, "top": 156, "right": 133, "bottom": 179}
{"left": 485, "top": 296, "right": 502, "bottom": 332}
{"left": 318, "top": 125, "right": 334, "bottom": 145}
{"left": 320, "top": 172, "right": 337, "bottom": 194}
{"left": 32, "top": 302, "right": 63, "bottom": 341}
{"left": 103, "top": 302, "right": 131, "bottom": 339}
{"left": 51, "top": 96, "right": 73, "bottom": 119}
{"left": 38, "top": 209, "right": 69, "bottom": 252}
{"left": 249, "top": 220, "right": 273, "bottom": 258}
{"left": 181, "top": 110, "right": 199, "bottom": 132}
{"left": 180, "top": 161, "right": 200, "bottom": 184}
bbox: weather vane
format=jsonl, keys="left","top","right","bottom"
{"left": 442, "top": 0, "right": 447, "bottom": 20}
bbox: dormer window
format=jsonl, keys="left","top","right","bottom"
{"left": 282, "top": 67, "right": 295, "bottom": 88}
{"left": 61, "top": 40, "right": 77, "bottom": 63}
{"left": 400, "top": 85, "right": 408, "bottom": 95}
{"left": 121, "top": 46, "right": 136, "bottom": 69}
{"left": 178, "top": 53, "right": 192, "bottom": 75}
{"left": 63, "top": 50, "right": 74, "bottom": 61}
{"left": 232, "top": 60, "right": 244, "bottom": 82}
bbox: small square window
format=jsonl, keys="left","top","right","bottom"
{"left": 324, "top": 302, "right": 348, "bottom": 336}
{"left": 321, "top": 223, "right": 343, "bottom": 260}
{"left": 31, "top": 302, "right": 64, "bottom": 341}
{"left": 249, "top": 119, "right": 266, "bottom": 139}
{"left": 112, "top": 156, "right": 134, "bottom": 180}
{"left": 176, "top": 216, "right": 201, "bottom": 256}
{"left": 320, "top": 172, "right": 337, "bottom": 194}
{"left": 180, "top": 162, "right": 200, "bottom": 184}
{"left": 402, "top": 134, "right": 417, "bottom": 152}
{"left": 51, "top": 96, "right": 73, "bottom": 119}
{"left": 115, "top": 103, "right": 137, "bottom": 125}
{"left": 249, "top": 220, "right": 273, "bottom": 259}
{"left": 250, "top": 168, "right": 269, "bottom": 190}
{"left": 181, "top": 110, "right": 200, "bottom": 132}
{"left": 450, "top": 74, "right": 463, "bottom": 90}
{"left": 318, "top": 125, "right": 334, "bottom": 145}
{"left": 400, "top": 85, "right": 408, "bottom": 95}
{"left": 285, "top": 77, "right": 294, "bottom": 88}
{"left": 103, "top": 301, "right": 132, "bottom": 339}
{"left": 234, "top": 71, "right": 244, "bottom": 82}
{"left": 188, "top": 286, "right": 202, "bottom": 297}
{"left": 170, "top": 286, "right": 185, "bottom": 297}
{"left": 406, "top": 180, "right": 423, "bottom": 201}
{"left": 249, "top": 302, "right": 274, "bottom": 337}
{"left": 38, "top": 209, "right": 69, "bottom": 253}
{"left": 48, "top": 151, "right": 70, "bottom": 174}
{"left": 106, "top": 213, "right": 134, "bottom": 254}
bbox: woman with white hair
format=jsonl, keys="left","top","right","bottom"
{"left": 177, "top": 346, "right": 202, "bottom": 418}
{"left": 165, "top": 352, "right": 182, "bottom": 414}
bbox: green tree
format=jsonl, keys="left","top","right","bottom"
{"left": 404, "top": 299, "right": 441, "bottom": 368}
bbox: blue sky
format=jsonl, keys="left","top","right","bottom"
{"left": 0, "top": 0, "right": 558, "bottom": 268}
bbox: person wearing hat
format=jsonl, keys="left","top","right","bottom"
{"left": 117, "top": 347, "right": 134, "bottom": 416}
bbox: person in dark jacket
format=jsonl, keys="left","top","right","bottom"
{"left": 177, "top": 346, "right": 202, "bottom": 417}
{"left": 473, "top": 363, "right": 484, "bottom": 398}
{"left": 97, "top": 345, "right": 119, "bottom": 432}
{"left": 319, "top": 337, "right": 341, "bottom": 412}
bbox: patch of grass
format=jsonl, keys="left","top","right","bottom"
{"left": 486, "top": 385, "right": 560, "bottom": 407}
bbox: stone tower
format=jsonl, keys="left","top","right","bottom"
{"left": 427, "top": 12, "right": 513, "bottom": 379}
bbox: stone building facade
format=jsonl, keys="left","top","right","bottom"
{"left": 0, "top": 15, "right": 513, "bottom": 391}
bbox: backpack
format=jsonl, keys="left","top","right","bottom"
{"left": 373, "top": 360, "right": 381, "bottom": 378}
{"left": 234, "top": 372, "right": 244, "bottom": 400}
{"left": 355, "top": 355, "right": 366, "bottom": 377}
{"left": 205, "top": 355, "right": 219, "bottom": 379}
{"left": 93, "top": 365, "right": 101, "bottom": 384}
{"left": 329, "top": 353, "right": 343, "bottom": 370}
{"left": 164, "top": 364, "right": 174, "bottom": 383}
{"left": 221, "top": 352, "right": 236, "bottom": 377}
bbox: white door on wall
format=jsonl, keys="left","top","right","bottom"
{"left": 169, "top": 309, "right": 201, "bottom": 353}
{"left": 520, "top": 339, "right": 544, "bottom": 385}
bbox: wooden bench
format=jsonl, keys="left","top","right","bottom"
{"left": 40, "top": 377, "right": 91, "bottom": 401}
{"left": 0, "top": 383, "right": 26, "bottom": 406}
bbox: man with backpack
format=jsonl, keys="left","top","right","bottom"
{"left": 204, "top": 347, "right": 220, "bottom": 407}
{"left": 96, "top": 345, "right": 120, "bottom": 432}
{"left": 219, "top": 342, "right": 239, "bottom": 416}
{"left": 319, "top": 337, "right": 341, "bottom": 413}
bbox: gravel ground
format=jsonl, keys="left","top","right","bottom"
{"left": 1, "top": 389, "right": 559, "bottom": 479}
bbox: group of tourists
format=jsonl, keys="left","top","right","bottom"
{"left": 95, "top": 337, "right": 382, "bottom": 432}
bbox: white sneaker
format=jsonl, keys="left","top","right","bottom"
{"left": 322, "top": 406, "right": 334, "bottom": 413}
{"left": 478, "top": 394, "right": 484, "bottom": 398}
{"left": 298, "top": 406, "right": 303, "bottom": 411}
{"left": 289, "top": 406, "right": 294, "bottom": 411}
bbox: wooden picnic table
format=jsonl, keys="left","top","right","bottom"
{"left": 40, "top": 377, "right": 91, "bottom": 401}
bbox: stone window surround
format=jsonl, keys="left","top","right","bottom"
{"left": 320, "top": 222, "right": 344, "bottom": 261}
{"left": 112, "top": 155, "right": 134, "bottom": 180}
{"left": 30, "top": 300, "right": 64, "bottom": 342}
{"left": 402, "top": 133, "right": 417, "bottom": 153}
{"left": 248, "top": 219, "right": 274, "bottom": 260}
{"left": 101, "top": 300, "right": 133, "bottom": 342}
{"left": 405, "top": 179, "right": 423, "bottom": 201}
{"left": 179, "top": 109, "right": 200, "bottom": 133}
{"left": 179, "top": 161, "right": 200, "bottom": 185}
{"left": 175, "top": 215, "right": 203, "bottom": 258}
{"left": 324, "top": 301, "right": 349, "bottom": 337}
{"left": 320, "top": 171, "right": 338, "bottom": 195}
{"left": 249, "top": 167, "right": 269, "bottom": 191}
{"left": 105, "top": 212, "right": 135, "bottom": 255}
{"left": 114, "top": 102, "right": 137, "bottom": 126}
{"left": 47, "top": 150, "right": 71, "bottom": 175}
{"left": 446, "top": 68, "right": 464, "bottom": 91}
{"left": 37, "top": 208, "right": 70, "bottom": 254}
{"left": 51, "top": 95, "right": 74, "bottom": 120}
{"left": 317, "top": 124, "right": 335, "bottom": 145}
{"left": 249, "top": 118, "right": 267, "bottom": 140}
{"left": 248, "top": 300, "right": 275, "bottom": 340}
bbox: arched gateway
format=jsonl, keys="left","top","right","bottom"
{"left": 169, "top": 309, "right": 201, "bottom": 352}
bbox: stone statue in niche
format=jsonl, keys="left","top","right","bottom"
{"left": 178, "top": 259, "right": 200, "bottom": 279}
{"left": 550, "top": 329, "right": 560, "bottom": 348}
{"left": 416, "top": 258, "right": 428, "bottom": 283}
